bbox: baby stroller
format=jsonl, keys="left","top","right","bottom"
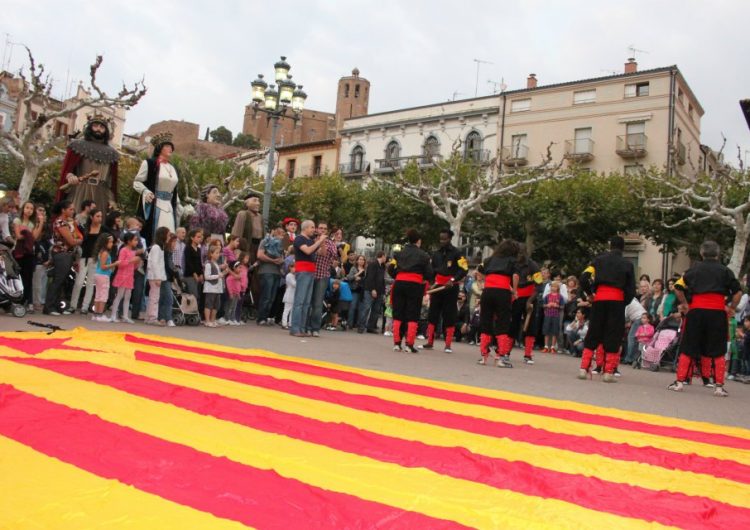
{"left": 637, "top": 327, "right": 680, "bottom": 371}
{"left": 171, "top": 275, "right": 200, "bottom": 326}
{"left": 239, "top": 290, "right": 256, "bottom": 323}
{"left": 0, "top": 242, "right": 26, "bottom": 317}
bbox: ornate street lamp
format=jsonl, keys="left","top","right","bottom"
{"left": 250, "top": 56, "right": 308, "bottom": 231}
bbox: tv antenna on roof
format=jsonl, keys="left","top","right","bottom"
{"left": 488, "top": 77, "right": 507, "bottom": 95}
{"left": 451, "top": 90, "right": 465, "bottom": 101}
{"left": 473, "top": 58, "right": 493, "bottom": 96}
{"left": 627, "top": 45, "right": 649, "bottom": 61}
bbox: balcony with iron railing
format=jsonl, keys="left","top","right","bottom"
{"left": 373, "top": 155, "right": 444, "bottom": 173}
{"left": 501, "top": 144, "right": 529, "bottom": 166}
{"left": 463, "top": 149, "right": 492, "bottom": 165}
{"left": 296, "top": 164, "right": 327, "bottom": 177}
{"left": 616, "top": 133, "right": 648, "bottom": 159}
{"left": 339, "top": 160, "right": 369, "bottom": 176}
{"left": 564, "top": 138, "right": 595, "bottom": 162}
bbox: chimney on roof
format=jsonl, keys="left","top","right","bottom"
{"left": 527, "top": 73, "right": 537, "bottom": 89}
{"left": 624, "top": 58, "right": 638, "bottom": 74}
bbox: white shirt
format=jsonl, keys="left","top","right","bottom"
{"left": 283, "top": 272, "right": 296, "bottom": 303}
{"left": 146, "top": 245, "right": 167, "bottom": 281}
{"left": 203, "top": 261, "right": 224, "bottom": 294}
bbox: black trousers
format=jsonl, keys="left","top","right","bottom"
{"left": 392, "top": 281, "right": 423, "bottom": 322}
{"left": 480, "top": 287, "right": 512, "bottom": 336}
{"left": 428, "top": 284, "right": 459, "bottom": 327}
{"left": 583, "top": 300, "right": 625, "bottom": 353}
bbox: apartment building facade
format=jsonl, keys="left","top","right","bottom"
{"left": 338, "top": 60, "right": 703, "bottom": 277}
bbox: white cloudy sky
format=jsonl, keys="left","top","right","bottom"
{"left": 4, "top": 0, "right": 750, "bottom": 162}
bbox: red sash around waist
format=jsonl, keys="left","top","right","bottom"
{"left": 396, "top": 272, "right": 424, "bottom": 283}
{"left": 485, "top": 273, "right": 511, "bottom": 290}
{"left": 435, "top": 274, "right": 453, "bottom": 285}
{"left": 516, "top": 284, "right": 535, "bottom": 298}
{"left": 690, "top": 293, "right": 726, "bottom": 311}
{"left": 595, "top": 285, "right": 624, "bottom": 301}
{"left": 295, "top": 261, "right": 315, "bottom": 273}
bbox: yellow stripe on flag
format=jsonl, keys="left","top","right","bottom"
{"left": 0, "top": 435, "right": 249, "bottom": 530}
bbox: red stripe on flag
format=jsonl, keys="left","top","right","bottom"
{"left": 0, "top": 383, "right": 468, "bottom": 530}
{"left": 11, "top": 356, "right": 750, "bottom": 529}
{"left": 126, "top": 334, "right": 750, "bottom": 451}
{"left": 130, "top": 350, "right": 750, "bottom": 486}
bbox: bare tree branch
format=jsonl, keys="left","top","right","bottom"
{"left": 7, "top": 46, "right": 147, "bottom": 202}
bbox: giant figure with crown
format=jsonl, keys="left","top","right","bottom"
{"left": 55, "top": 113, "right": 120, "bottom": 210}
{"left": 133, "top": 131, "right": 183, "bottom": 245}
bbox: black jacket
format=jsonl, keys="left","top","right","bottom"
{"left": 364, "top": 260, "right": 386, "bottom": 295}
{"left": 675, "top": 259, "right": 740, "bottom": 297}
{"left": 388, "top": 244, "right": 434, "bottom": 280}
{"left": 480, "top": 255, "right": 516, "bottom": 276}
{"left": 580, "top": 249, "right": 636, "bottom": 302}
{"left": 431, "top": 244, "right": 468, "bottom": 282}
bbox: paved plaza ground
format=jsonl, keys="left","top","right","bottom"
{"left": 4, "top": 312, "right": 748, "bottom": 430}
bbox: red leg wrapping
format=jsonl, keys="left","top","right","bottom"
{"left": 406, "top": 322, "right": 418, "bottom": 346}
{"left": 714, "top": 356, "right": 726, "bottom": 385}
{"left": 524, "top": 336, "right": 535, "bottom": 358}
{"left": 444, "top": 326, "right": 454, "bottom": 349}
{"left": 700, "top": 356, "right": 714, "bottom": 380}
{"left": 595, "top": 345, "right": 605, "bottom": 369}
{"left": 676, "top": 354, "right": 692, "bottom": 382}
{"left": 426, "top": 323, "right": 435, "bottom": 346}
{"left": 479, "top": 333, "right": 492, "bottom": 357}
{"left": 604, "top": 352, "right": 620, "bottom": 374}
{"left": 392, "top": 319, "right": 402, "bottom": 345}
{"left": 580, "top": 348, "right": 594, "bottom": 370}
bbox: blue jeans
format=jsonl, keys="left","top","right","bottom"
{"left": 358, "top": 293, "right": 383, "bottom": 331}
{"left": 290, "top": 272, "right": 314, "bottom": 334}
{"left": 348, "top": 291, "right": 362, "bottom": 328}
{"left": 309, "top": 277, "right": 329, "bottom": 332}
{"left": 158, "top": 280, "right": 173, "bottom": 322}
{"left": 623, "top": 321, "right": 641, "bottom": 363}
{"left": 257, "top": 273, "right": 281, "bottom": 322}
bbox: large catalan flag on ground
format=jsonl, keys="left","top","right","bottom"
{"left": 1, "top": 329, "right": 749, "bottom": 529}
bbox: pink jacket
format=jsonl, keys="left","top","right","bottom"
{"left": 635, "top": 323, "right": 655, "bottom": 344}
{"left": 226, "top": 264, "right": 248, "bottom": 296}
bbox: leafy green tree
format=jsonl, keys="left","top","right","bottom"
{"left": 209, "top": 126, "right": 233, "bottom": 145}
{"left": 233, "top": 133, "right": 261, "bottom": 149}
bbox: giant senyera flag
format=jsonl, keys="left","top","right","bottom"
{"left": 1, "top": 329, "right": 749, "bottom": 529}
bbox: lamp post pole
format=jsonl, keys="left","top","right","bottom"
{"left": 250, "top": 56, "right": 307, "bottom": 234}
{"left": 262, "top": 115, "right": 280, "bottom": 231}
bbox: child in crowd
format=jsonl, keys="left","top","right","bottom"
{"left": 542, "top": 281, "right": 565, "bottom": 353}
{"left": 92, "top": 233, "right": 119, "bottom": 322}
{"left": 203, "top": 244, "right": 227, "bottom": 327}
{"left": 635, "top": 313, "right": 655, "bottom": 353}
{"left": 282, "top": 261, "right": 296, "bottom": 329}
{"left": 224, "top": 258, "right": 245, "bottom": 326}
{"left": 109, "top": 232, "right": 141, "bottom": 323}
{"left": 159, "top": 234, "right": 177, "bottom": 326}
{"left": 324, "top": 279, "right": 342, "bottom": 330}
{"left": 383, "top": 286, "right": 394, "bottom": 336}
{"left": 183, "top": 229, "right": 204, "bottom": 303}
{"left": 145, "top": 227, "right": 169, "bottom": 326}
{"left": 417, "top": 294, "right": 430, "bottom": 340}
{"left": 223, "top": 234, "right": 240, "bottom": 264}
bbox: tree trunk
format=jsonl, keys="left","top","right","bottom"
{"left": 728, "top": 224, "right": 748, "bottom": 276}
{"left": 450, "top": 220, "right": 462, "bottom": 247}
{"left": 18, "top": 165, "right": 40, "bottom": 203}
{"left": 524, "top": 221, "right": 535, "bottom": 255}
